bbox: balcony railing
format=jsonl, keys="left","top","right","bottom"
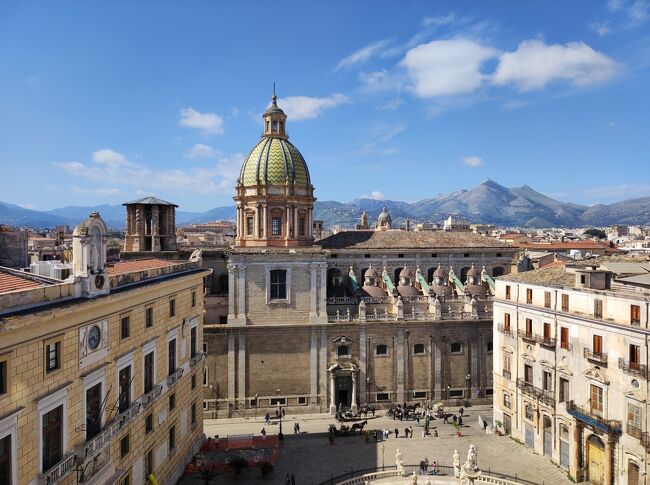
{"left": 39, "top": 452, "right": 76, "bottom": 485}
{"left": 618, "top": 358, "right": 648, "bottom": 379}
{"left": 627, "top": 423, "right": 643, "bottom": 440}
{"left": 516, "top": 378, "right": 555, "bottom": 407}
{"left": 167, "top": 367, "right": 184, "bottom": 387}
{"left": 539, "top": 337, "right": 557, "bottom": 349}
{"left": 497, "top": 324, "right": 515, "bottom": 338}
{"left": 84, "top": 420, "right": 121, "bottom": 459}
{"left": 643, "top": 432, "right": 650, "bottom": 450}
{"left": 566, "top": 400, "right": 622, "bottom": 435}
{"left": 190, "top": 351, "right": 205, "bottom": 368}
{"left": 517, "top": 330, "right": 537, "bottom": 344}
{"left": 584, "top": 348, "right": 608, "bottom": 364}
{"left": 141, "top": 384, "right": 163, "bottom": 408}
{"left": 117, "top": 401, "right": 141, "bottom": 429}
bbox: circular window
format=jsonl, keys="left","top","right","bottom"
{"left": 631, "top": 379, "right": 640, "bottom": 389}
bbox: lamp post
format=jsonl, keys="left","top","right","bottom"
{"left": 254, "top": 393, "right": 258, "bottom": 421}
{"left": 276, "top": 389, "right": 284, "bottom": 441}
{"left": 366, "top": 376, "right": 371, "bottom": 406}
{"left": 446, "top": 384, "right": 450, "bottom": 403}
{"left": 209, "top": 385, "right": 219, "bottom": 419}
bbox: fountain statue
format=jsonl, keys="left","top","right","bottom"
{"left": 396, "top": 449, "right": 405, "bottom": 476}
{"left": 453, "top": 449, "right": 461, "bottom": 478}
{"left": 411, "top": 471, "right": 418, "bottom": 484}
{"left": 459, "top": 444, "right": 481, "bottom": 485}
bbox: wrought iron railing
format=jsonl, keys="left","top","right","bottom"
{"left": 516, "top": 378, "right": 555, "bottom": 407}
{"left": 627, "top": 423, "right": 642, "bottom": 440}
{"left": 190, "top": 351, "right": 205, "bottom": 368}
{"left": 566, "top": 400, "right": 621, "bottom": 435}
{"left": 539, "top": 337, "right": 557, "bottom": 349}
{"left": 497, "top": 324, "right": 515, "bottom": 338}
{"left": 39, "top": 452, "right": 76, "bottom": 485}
{"left": 584, "top": 348, "right": 608, "bottom": 364}
{"left": 167, "top": 367, "right": 184, "bottom": 386}
{"left": 141, "top": 384, "right": 163, "bottom": 408}
{"left": 83, "top": 420, "right": 120, "bottom": 458}
{"left": 618, "top": 358, "right": 648, "bottom": 378}
{"left": 517, "top": 330, "right": 537, "bottom": 343}
{"left": 642, "top": 432, "right": 650, "bottom": 450}
{"left": 118, "top": 401, "right": 141, "bottom": 429}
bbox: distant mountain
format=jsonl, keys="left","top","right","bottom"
{"left": 2, "top": 181, "right": 649, "bottom": 229}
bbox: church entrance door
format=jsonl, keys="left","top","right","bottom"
{"left": 335, "top": 376, "right": 352, "bottom": 409}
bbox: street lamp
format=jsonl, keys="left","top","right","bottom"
{"left": 446, "top": 384, "right": 450, "bottom": 403}
{"left": 366, "top": 376, "right": 371, "bottom": 406}
{"left": 254, "top": 393, "right": 258, "bottom": 421}
{"left": 276, "top": 389, "right": 284, "bottom": 441}
{"left": 209, "top": 385, "right": 219, "bottom": 419}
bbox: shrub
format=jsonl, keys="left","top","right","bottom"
{"left": 228, "top": 455, "right": 249, "bottom": 475}
{"left": 260, "top": 461, "right": 274, "bottom": 477}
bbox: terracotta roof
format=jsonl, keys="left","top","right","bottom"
{"left": 320, "top": 230, "right": 512, "bottom": 250}
{"left": 538, "top": 260, "right": 567, "bottom": 269}
{"left": 0, "top": 270, "right": 49, "bottom": 293}
{"left": 499, "top": 266, "right": 576, "bottom": 288}
{"left": 517, "top": 241, "right": 620, "bottom": 253}
{"left": 106, "top": 258, "right": 184, "bottom": 276}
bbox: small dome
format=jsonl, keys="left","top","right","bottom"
{"left": 465, "top": 284, "right": 488, "bottom": 296}
{"left": 239, "top": 137, "right": 311, "bottom": 187}
{"left": 467, "top": 265, "right": 481, "bottom": 277}
{"left": 397, "top": 286, "right": 421, "bottom": 297}
{"left": 364, "top": 265, "right": 378, "bottom": 280}
{"left": 399, "top": 266, "right": 413, "bottom": 279}
{"left": 377, "top": 207, "right": 392, "bottom": 224}
{"left": 431, "top": 285, "right": 452, "bottom": 297}
{"left": 433, "top": 264, "right": 447, "bottom": 279}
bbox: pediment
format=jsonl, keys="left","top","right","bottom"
{"left": 556, "top": 365, "right": 573, "bottom": 377}
{"left": 539, "top": 360, "right": 555, "bottom": 369}
{"left": 624, "top": 390, "right": 645, "bottom": 403}
{"left": 333, "top": 335, "right": 354, "bottom": 344}
{"left": 501, "top": 346, "right": 514, "bottom": 354}
{"left": 522, "top": 353, "right": 536, "bottom": 363}
{"left": 584, "top": 367, "right": 609, "bottom": 385}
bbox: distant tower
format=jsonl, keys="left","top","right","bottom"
{"left": 123, "top": 197, "right": 178, "bottom": 252}
{"left": 376, "top": 207, "right": 392, "bottom": 231}
{"left": 356, "top": 210, "right": 370, "bottom": 230}
{"left": 234, "top": 88, "right": 315, "bottom": 247}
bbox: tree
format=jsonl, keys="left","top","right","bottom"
{"left": 195, "top": 464, "right": 220, "bottom": 485}
{"left": 260, "top": 461, "right": 274, "bottom": 478}
{"left": 228, "top": 455, "right": 249, "bottom": 476}
{"left": 584, "top": 228, "right": 606, "bottom": 239}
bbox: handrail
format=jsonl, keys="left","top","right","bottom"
{"left": 167, "top": 367, "right": 184, "bottom": 386}
{"left": 190, "top": 351, "right": 205, "bottom": 368}
{"left": 141, "top": 384, "right": 163, "bottom": 408}
{"left": 39, "top": 451, "right": 76, "bottom": 485}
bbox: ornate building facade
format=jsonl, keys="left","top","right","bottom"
{"left": 0, "top": 212, "right": 209, "bottom": 485}
{"left": 202, "top": 94, "right": 520, "bottom": 418}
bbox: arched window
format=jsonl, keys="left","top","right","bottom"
{"left": 413, "top": 343, "right": 425, "bottom": 355}
{"left": 337, "top": 345, "right": 349, "bottom": 357}
{"left": 376, "top": 344, "right": 387, "bottom": 355}
{"left": 460, "top": 267, "right": 471, "bottom": 284}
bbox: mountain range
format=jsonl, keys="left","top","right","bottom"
{"left": 2, "top": 180, "right": 649, "bottom": 230}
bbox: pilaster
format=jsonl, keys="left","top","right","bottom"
{"left": 237, "top": 332, "right": 246, "bottom": 409}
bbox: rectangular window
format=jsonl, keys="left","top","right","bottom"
{"left": 120, "top": 434, "right": 130, "bottom": 458}
{"left": 590, "top": 384, "right": 603, "bottom": 415}
{"left": 270, "top": 269, "right": 287, "bottom": 300}
{"left": 376, "top": 393, "right": 389, "bottom": 401}
{"left": 544, "top": 291, "right": 551, "bottom": 308}
{"left": 168, "top": 425, "right": 176, "bottom": 453}
{"left": 203, "top": 367, "right": 208, "bottom": 386}
{"left": 450, "top": 342, "right": 463, "bottom": 354}
{"left": 628, "top": 403, "right": 642, "bottom": 428}
{"left": 246, "top": 217, "right": 254, "bottom": 236}
{"left": 299, "top": 217, "right": 305, "bottom": 236}
{"left": 594, "top": 299, "right": 603, "bottom": 319}
{"left": 42, "top": 405, "right": 63, "bottom": 472}
{"left": 503, "top": 353, "right": 511, "bottom": 375}
{"left": 203, "top": 342, "right": 208, "bottom": 353}
{"left": 270, "top": 397, "right": 286, "bottom": 406}
{"left": 120, "top": 473, "right": 130, "bottom": 485}
{"left": 169, "top": 299, "right": 176, "bottom": 318}
{"left": 145, "top": 307, "right": 153, "bottom": 328}
{"left": 559, "top": 378, "right": 569, "bottom": 403}
{"left": 593, "top": 334, "right": 603, "bottom": 354}
{"left": 45, "top": 340, "right": 61, "bottom": 373}
{"left": 169, "top": 393, "right": 176, "bottom": 411}
{"left": 504, "top": 312, "right": 511, "bottom": 331}
{"left": 168, "top": 339, "right": 176, "bottom": 376}
{"left": 505, "top": 285, "right": 511, "bottom": 300}
{"left": 298, "top": 396, "right": 307, "bottom": 405}
{"left": 145, "top": 413, "right": 153, "bottom": 434}
{"left": 191, "top": 290, "right": 196, "bottom": 308}
{"left": 191, "top": 401, "right": 197, "bottom": 426}
{"left": 0, "top": 358, "right": 7, "bottom": 395}
{"left": 118, "top": 365, "right": 131, "bottom": 413}
{"left": 543, "top": 322, "right": 551, "bottom": 339}
{"left": 413, "top": 391, "right": 427, "bottom": 399}
{"left": 631, "top": 305, "right": 641, "bottom": 325}
{"left": 503, "top": 393, "right": 511, "bottom": 409}
{"left": 524, "top": 364, "right": 533, "bottom": 384}
{"left": 120, "top": 316, "right": 130, "bottom": 339}
{"left": 543, "top": 371, "right": 552, "bottom": 391}
{"left": 561, "top": 294, "right": 569, "bottom": 312}
{"left": 144, "top": 352, "right": 154, "bottom": 394}
{"left": 271, "top": 217, "right": 281, "bottom": 236}
{"left": 525, "top": 318, "right": 533, "bottom": 336}
{"left": 560, "top": 327, "right": 569, "bottom": 350}
{"left": 449, "top": 389, "right": 464, "bottom": 398}
{"left": 145, "top": 449, "right": 153, "bottom": 477}
{"left": 526, "top": 288, "right": 533, "bottom": 304}
{"left": 630, "top": 344, "right": 641, "bottom": 368}
{"left": 1, "top": 434, "right": 12, "bottom": 485}
{"left": 190, "top": 326, "right": 197, "bottom": 358}
{"left": 86, "top": 383, "right": 102, "bottom": 440}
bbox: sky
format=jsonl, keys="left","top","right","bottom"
{"left": 1, "top": 0, "right": 649, "bottom": 212}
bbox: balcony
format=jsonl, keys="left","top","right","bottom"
{"left": 517, "top": 330, "right": 537, "bottom": 344}
{"left": 566, "top": 401, "right": 622, "bottom": 435}
{"left": 141, "top": 384, "right": 163, "bottom": 408}
{"left": 618, "top": 358, "right": 648, "bottom": 379}
{"left": 190, "top": 351, "right": 205, "bottom": 368}
{"left": 584, "top": 348, "right": 608, "bottom": 365}
{"left": 167, "top": 367, "right": 184, "bottom": 387}
{"left": 627, "top": 423, "right": 643, "bottom": 440}
{"left": 539, "top": 337, "right": 557, "bottom": 349}
{"left": 39, "top": 452, "right": 76, "bottom": 485}
{"left": 516, "top": 378, "right": 555, "bottom": 407}
{"left": 497, "top": 324, "right": 516, "bottom": 338}
{"left": 83, "top": 420, "right": 120, "bottom": 459}
{"left": 117, "top": 401, "right": 141, "bottom": 428}
{"left": 643, "top": 432, "right": 650, "bottom": 451}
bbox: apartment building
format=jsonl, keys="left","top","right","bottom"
{"left": 493, "top": 256, "right": 650, "bottom": 485}
{"left": 0, "top": 212, "right": 209, "bottom": 485}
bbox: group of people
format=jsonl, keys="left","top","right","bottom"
{"left": 418, "top": 458, "right": 440, "bottom": 476}
{"left": 284, "top": 472, "right": 296, "bottom": 484}
{"left": 265, "top": 408, "right": 286, "bottom": 424}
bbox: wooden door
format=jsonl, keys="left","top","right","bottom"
{"left": 628, "top": 460, "right": 640, "bottom": 485}
{"left": 588, "top": 438, "right": 605, "bottom": 485}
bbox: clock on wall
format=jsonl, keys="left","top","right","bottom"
{"left": 88, "top": 325, "right": 101, "bottom": 350}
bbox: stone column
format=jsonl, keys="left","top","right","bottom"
{"left": 238, "top": 265, "right": 246, "bottom": 324}
{"left": 285, "top": 206, "right": 291, "bottom": 240}
{"left": 351, "top": 372, "right": 358, "bottom": 412}
{"left": 329, "top": 372, "right": 337, "bottom": 414}
{"left": 310, "top": 263, "right": 317, "bottom": 320}
{"left": 310, "top": 329, "right": 318, "bottom": 403}
{"left": 470, "top": 336, "right": 478, "bottom": 400}
{"left": 227, "top": 264, "right": 236, "bottom": 321}
{"left": 237, "top": 332, "right": 246, "bottom": 410}
{"left": 604, "top": 438, "right": 614, "bottom": 485}
{"left": 262, "top": 205, "right": 267, "bottom": 240}
{"left": 227, "top": 333, "right": 236, "bottom": 413}
{"left": 136, "top": 205, "right": 144, "bottom": 251}
{"left": 396, "top": 327, "right": 405, "bottom": 403}
{"left": 359, "top": 326, "right": 367, "bottom": 404}
{"left": 570, "top": 423, "right": 583, "bottom": 482}
{"left": 319, "top": 263, "right": 327, "bottom": 319}
{"left": 293, "top": 205, "right": 299, "bottom": 237}
{"left": 320, "top": 328, "right": 328, "bottom": 408}
{"left": 434, "top": 338, "right": 442, "bottom": 401}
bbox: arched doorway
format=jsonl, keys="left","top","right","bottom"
{"left": 543, "top": 416, "right": 553, "bottom": 457}
{"left": 628, "top": 460, "right": 640, "bottom": 485}
{"left": 587, "top": 434, "right": 605, "bottom": 485}
{"left": 393, "top": 268, "right": 401, "bottom": 285}
{"left": 427, "top": 267, "right": 436, "bottom": 283}
{"left": 327, "top": 268, "right": 343, "bottom": 297}
{"left": 493, "top": 266, "right": 505, "bottom": 277}
{"left": 460, "top": 267, "right": 471, "bottom": 284}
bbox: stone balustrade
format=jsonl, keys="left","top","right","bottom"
{"left": 39, "top": 452, "right": 76, "bottom": 485}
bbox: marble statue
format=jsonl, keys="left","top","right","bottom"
{"left": 459, "top": 444, "right": 481, "bottom": 485}
{"left": 411, "top": 471, "right": 418, "bottom": 484}
{"left": 453, "top": 448, "right": 460, "bottom": 478}
{"left": 396, "top": 449, "right": 405, "bottom": 476}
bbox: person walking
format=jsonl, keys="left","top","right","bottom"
{"left": 459, "top": 406, "right": 464, "bottom": 416}
{"left": 291, "top": 472, "right": 296, "bottom": 485}
{"left": 261, "top": 427, "right": 267, "bottom": 440}
{"left": 293, "top": 422, "right": 299, "bottom": 434}
{"left": 458, "top": 416, "right": 463, "bottom": 427}
{"left": 409, "top": 426, "right": 414, "bottom": 438}
{"left": 265, "top": 413, "right": 270, "bottom": 425}
{"left": 442, "top": 413, "right": 449, "bottom": 424}
{"left": 285, "top": 473, "right": 291, "bottom": 485}
{"left": 395, "top": 428, "right": 399, "bottom": 438}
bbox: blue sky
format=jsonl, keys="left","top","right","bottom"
{"left": 1, "top": 0, "right": 649, "bottom": 212}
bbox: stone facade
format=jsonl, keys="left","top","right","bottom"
{"left": 493, "top": 258, "right": 650, "bottom": 485}
{"left": 0, "top": 213, "right": 208, "bottom": 485}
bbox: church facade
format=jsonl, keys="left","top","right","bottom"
{"left": 202, "top": 94, "right": 520, "bottom": 417}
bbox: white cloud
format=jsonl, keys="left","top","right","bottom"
{"left": 400, "top": 38, "right": 500, "bottom": 97}
{"left": 276, "top": 94, "right": 350, "bottom": 120}
{"left": 492, "top": 40, "right": 618, "bottom": 91}
{"left": 179, "top": 107, "right": 224, "bottom": 135}
{"left": 422, "top": 13, "right": 456, "bottom": 28}
{"left": 185, "top": 143, "right": 221, "bottom": 160}
{"left": 53, "top": 148, "right": 243, "bottom": 196}
{"left": 589, "top": 20, "right": 612, "bottom": 36}
{"left": 377, "top": 98, "right": 403, "bottom": 111}
{"left": 17, "top": 203, "right": 35, "bottom": 209}
{"left": 608, "top": 0, "right": 625, "bottom": 11}
{"left": 358, "top": 70, "right": 403, "bottom": 94}
{"left": 463, "top": 156, "right": 484, "bottom": 167}
{"left": 357, "top": 123, "right": 405, "bottom": 155}
{"left": 361, "top": 191, "right": 385, "bottom": 200}
{"left": 628, "top": 0, "right": 650, "bottom": 25}
{"left": 335, "top": 39, "right": 396, "bottom": 71}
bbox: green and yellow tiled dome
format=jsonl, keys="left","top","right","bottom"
{"left": 239, "top": 136, "right": 311, "bottom": 187}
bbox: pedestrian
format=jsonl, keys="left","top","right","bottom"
{"left": 433, "top": 429, "right": 438, "bottom": 437}
{"left": 452, "top": 415, "right": 457, "bottom": 425}
{"left": 373, "top": 430, "right": 378, "bottom": 442}
{"left": 276, "top": 409, "right": 280, "bottom": 419}
{"left": 261, "top": 427, "right": 267, "bottom": 440}
{"left": 395, "top": 428, "right": 399, "bottom": 438}
{"left": 409, "top": 426, "right": 414, "bottom": 438}
{"left": 458, "top": 416, "right": 463, "bottom": 427}
{"left": 372, "top": 407, "right": 376, "bottom": 417}
{"left": 416, "top": 414, "right": 420, "bottom": 425}
{"left": 419, "top": 460, "right": 425, "bottom": 475}
{"left": 459, "top": 406, "right": 464, "bottom": 416}
{"left": 425, "top": 457, "right": 429, "bottom": 469}
{"left": 285, "top": 473, "right": 291, "bottom": 485}
{"left": 432, "top": 461, "right": 438, "bottom": 475}
{"left": 294, "top": 422, "right": 299, "bottom": 434}
{"left": 442, "top": 413, "right": 449, "bottom": 424}
{"left": 282, "top": 408, "right": 286, "bottom": 418}
{"left": 291, "top": 472, "right": 296, "bottom": 485}
{"left": 265, "top": 413, "right": 270, "bottom": 425}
